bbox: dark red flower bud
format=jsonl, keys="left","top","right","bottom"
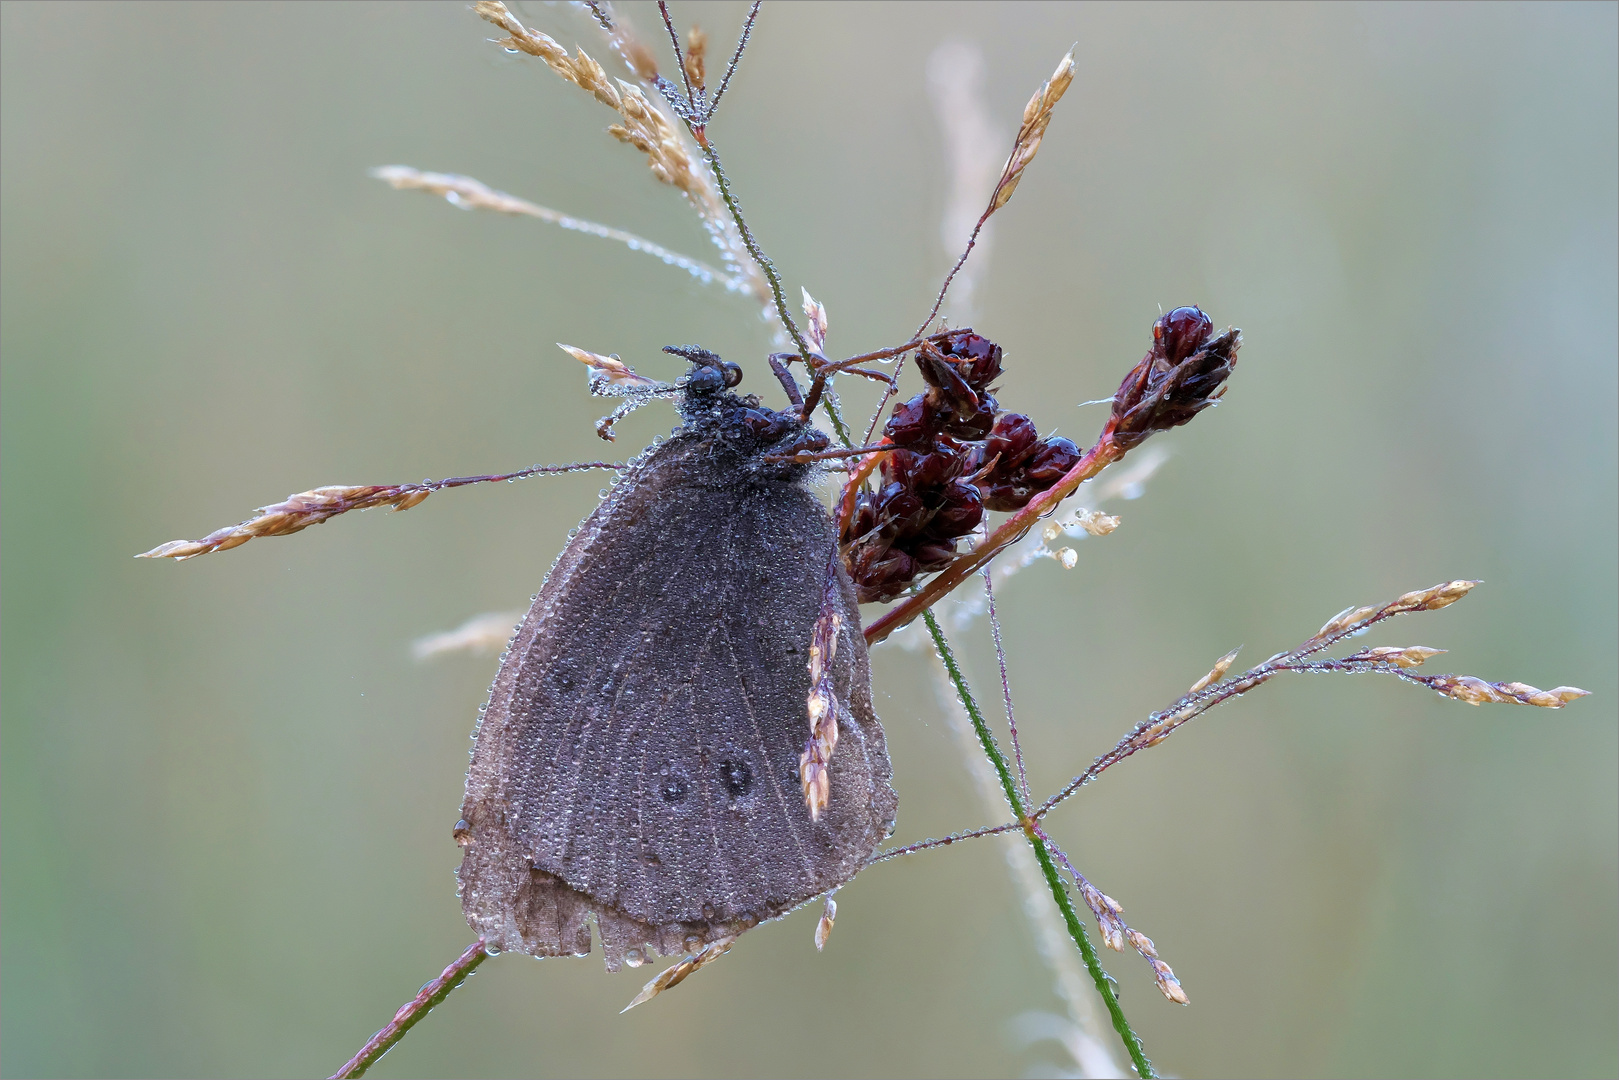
{"left": 979, "top": 480, "right": 1027, "bottom": 513}
{"left": 941, "top": 331, "right": 1004, "bottom": 390}
{"left": 883, "top": 395, "right": 937, "bottom": 447}
{"left": 983, "top": 412, "right": 1040, "bottom": 474}
{"left": 924, "top": 479, "right": 984, "bottom": 539}
{"left": 941, "top": 392, "right": 997, "bottom": 440}
{"left": 1109, "top": 307, "right": 1240, "bottom": 452}
{"left": 874, "top": 481, "right": 928, "bottom": 538}
{"left": 1023, "top": 436, "right": 1081, "bottom": 485}
{"left": 852, "top": 546, "right": 918, "bottom": 603}
{"left": 907, "top": 538, "right": 958, "bottom": 572}
{"left": 1155, "top": 306, "right": 1213, "bottom": 365}
{"left": 881, "top": 445, "right": 964, "bottom": 490}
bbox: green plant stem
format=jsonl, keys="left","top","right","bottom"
{"left": 924, "top": 610, "right": 1155, "bottom": 1079}
{"left": 1027, "top": 832, "right": 1155, "bottom": 1077}
{"left": 699, "top": 140, "right": 853, "bottom": 447}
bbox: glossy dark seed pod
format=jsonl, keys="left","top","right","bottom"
{"left": 940, "top": 331, "right": 1004, "bottom": 390}
{"left": 845, "top": 330, "right": 1096, "bottom": 600}
{"left": 1109, "top": 306, "right": 1240, "bottom": 452}
{"left": 851, "top": 545, "right": 917, "bottom": 603}
{"left": 909, "top": 539, "right": 958, "bottom": 572}
{"left": 940, "top": 391, "right": 997, "bottom": 440}
{"left": 847, "top": 490, "right": 877, "bottom": 540}
{"left": 1155, "top": 305, "right": 1213, "bottom": 365}
{"left": 923, "top": 480, "right": 984, "bottom": 539}
{"left": 915, "top": 343, "right": 982, "bottom": 416}
{"left": 983, "top": 412, "right": 1040, "bottom": 472}
{"left": 881, "top": 445, "right": 964, "bottom": 491}
{"left": 873, "top": 482, "right": 928, "bottom": 538}
{"left": 883, "top": 395, "right": 936, "bottom": 447}
{"left": 1024, "top": 436, "right": 1081, "bottom": 484}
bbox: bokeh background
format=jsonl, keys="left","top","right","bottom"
{"left": 4, "top": 2, "right": 1615, "bottom": 1077}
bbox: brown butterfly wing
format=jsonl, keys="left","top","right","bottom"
{"left": 458, "top": 429, "right": 896, "bottom": 969}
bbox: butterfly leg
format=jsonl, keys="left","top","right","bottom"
{"left": 766, "top": 352, "right": 805, "bottom": 411}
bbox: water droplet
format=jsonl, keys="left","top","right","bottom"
{"left": 719, "top": 759, "right": 753, "bottom": 797}
{"left": 452, "top": 819, "right": 474, "bottom": 847}
{"left": 483, "top": 943, "right": 502, "bottom": 957}
{"left": 701, "top": 903, "right": 717, "bottom": 920}
{"left": 624, "top": 948, "right": 645, "bottom": 968}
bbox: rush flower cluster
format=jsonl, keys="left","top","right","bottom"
{"left": 841, "top": 331, "right": 1082, "bottom": 602}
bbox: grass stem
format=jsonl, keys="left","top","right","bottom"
{"left": 924, "top": 610, "right": 1155, "bottom": 1078}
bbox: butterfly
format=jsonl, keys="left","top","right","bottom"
{"left": 455, "top": 348, "right": 897, "bottom": 977}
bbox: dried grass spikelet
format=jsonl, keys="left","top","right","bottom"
{"left": 1341, "top": 645, "right": 1446, "bottom": 668}
{"left": 800, "top": 608, "right": 843, "bottom": 819}
{"left": 1072, "top": 509, "right": 1119, "bottom": 536}
{"left": 557, "top": 343, "right": 661, "bottom": 393}
{"left": 1147, "top": 957, "right": 1190, "bottom": 1005}
{"left": 137, "top": 460, "right": 617, "bottom": 561}
{"left": 683, "top": 24, "right": 707, "bottom": 91}
{"left": 1425, "top": 676, "right": 1590, "bottom": 708}
{"left": 412, "top": 612, "right": 525, "bottom": 660}
{"left": 587, "top": 0, "right": 659, "bottom": 82}
{"left": 1309, "top": 580, "right": 1480, "bottom": 643}
{"left": 474, "top": 2, "right": 767, "bottom": 307}
{"left": 136, "top": 484, "right": 433, "bottom": 561}
{"left": 1035, "top": 579, "right": 1591, "bottom": 820}
{"left": 1075, "top": 875, "right": 1188, "bottom": 1004}
{"left": 987, "top": 48, "right": 1075, "bottom": 216}
{"left": 801, "top": 288, "right": 829, "bottom": 355}
{"left": 813, "top": 892, "right": 837, "bottom": 951}
{"left": 622, "top": 934, "right": 736, "bottom": 1012}
{"left": 1189, "top": 646, "right": 1243, "bottom": 693}
{"left": 371, "top": 166, "right": 739, "bottom": 289}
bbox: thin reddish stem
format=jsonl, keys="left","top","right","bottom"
{"left": 983, "top": 567, "right": 1031, "bottom": 805}
{"left": 865, "top": 435, "right": 1121, "bottom": 645}
{"left": 867, "top": 821, "right": 1022, "bottom": 864}
{"left": 331, "top": 941, "right": 488, "bottom": 1079}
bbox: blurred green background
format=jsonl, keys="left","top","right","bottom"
{"left": 3, "top": 2, "right": 1615, "bottom": 1077}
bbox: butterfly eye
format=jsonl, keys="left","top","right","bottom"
{"left": 685, "top": 366, "right": 725, "bottom": 394}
